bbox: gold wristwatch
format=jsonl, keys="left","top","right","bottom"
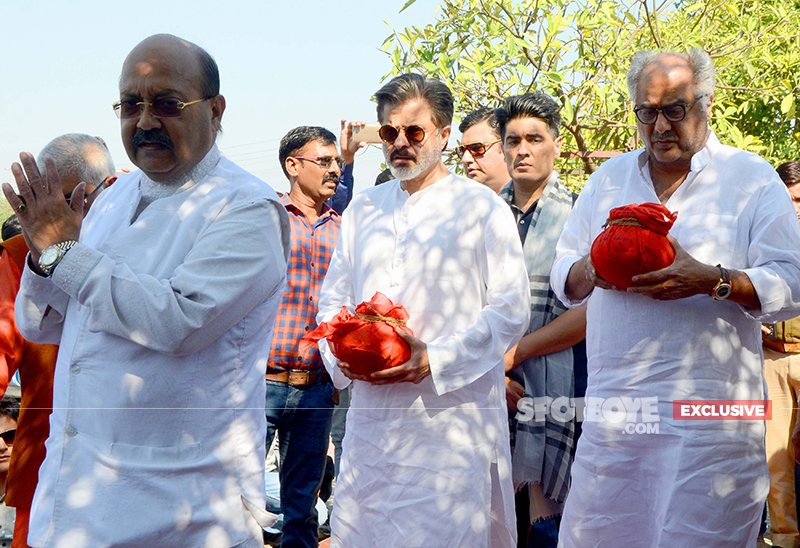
{"left": 38, "top": 240, "right": 78, "bottom": 277}
{"left": 710, "top": 264, "right": 732, "bottom": 301}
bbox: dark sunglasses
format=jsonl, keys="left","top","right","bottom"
{"left": 457, "top": 139, "right": 501, "bottom": 158}
{"left": 65, "top": 176, "right": 112, "bottom": 205}
{"left": 633, "top": 95, "right": 706, "bottom": 125}
{"left": 378, "top": 124, "right": 427, "bottom": 145}
{"left": 291, "top": 156, "right": 345, "bottom": 170}
{"left": 0, "top": 429, "right": 15, "bottom": 446}
{"left": 113, "top": 97, "right": 210, "bottom": 119}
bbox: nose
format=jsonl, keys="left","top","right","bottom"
{"left": 136, "top": 104, "right": 162, "bottom": 131}
{"left": 653, "top": 111, "right": 672, "bottom": 133}
{"left": 392, "top": 129, "right": 411, "bottom": 149}
{"left": 461, "top": 150, "right": 475, "bottom": 167}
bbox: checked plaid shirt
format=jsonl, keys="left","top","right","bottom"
{"left": 267, "top": 194, "right": 341, "bottom": 372}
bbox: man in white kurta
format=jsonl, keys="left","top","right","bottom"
{"left": 551, "top": 50, "right": 800, "bottom": 546}
{"left": 3, "top": 35, "right": 289, "bottom": 547}
{"left": 317, "top": 73, "right": 530, "bottom": 547}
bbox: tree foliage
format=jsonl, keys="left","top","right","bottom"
{"left": 383, "top": 0, "right": 800, "bottom": 177}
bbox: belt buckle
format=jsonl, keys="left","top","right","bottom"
{"left": 288, "top": 370, "right": 312, "bottom": 387}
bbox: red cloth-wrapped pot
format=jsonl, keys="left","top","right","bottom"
{"left": 299, "top": 292, "right": 413, "bottom": 376}
{"left": 590, "top": 202, "right": 677, "bottom": 289}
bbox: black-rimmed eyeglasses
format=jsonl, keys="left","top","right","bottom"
{"left": 633, "top": 95, "right": 707, "bottom": 125}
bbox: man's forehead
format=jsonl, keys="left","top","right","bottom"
{"left": 299, "top": 140, "right": 337, "bottom": 155}
{"left": 381, "top": 98, "right": 435, "bottom": 124}
{"left": 120, "top": 40, "right": 201, "bottom": 92}
{"left": 504, "top": 116, "right": 549, "bottom": 136}
{"left": 463, "top": 121, "right": 499, "bottom": 142}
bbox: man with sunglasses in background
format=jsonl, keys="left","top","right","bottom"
{"left": 458, "top": 107, "right": 511, "bottom": 194}
{"left": 317, "top": 73, "right": 530, "bottom": 547}
{"left": 3, "top": 34, "right": 289, "bottom": 547}
{"left": 551, "top": 49, "right": 800, "bottom": 546}
{"left": 265, "top": 126, "right": 343, "bottom": 546}
{"left": 493, "top": 93, "right": 587, "bottom": 547}
{"left": 0, "top": 133, "right": 116, "bottom": 548}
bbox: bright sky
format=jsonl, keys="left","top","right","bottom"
{"left": 0, "top": 0, "right": 442, "bottom": 194}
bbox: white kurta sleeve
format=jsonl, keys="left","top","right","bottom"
{"left": 739, "top": 179, "right": 800, "bottom": 321}
{"left": 425, "top": 202, "right": 530, "bottom": 396}
{"left": 316, "top": 209, "right": 354, "bottom": 390}
{"left": 16, "top": 199, "right": 288, "bottom": 356}
{"left": 14, "top": 261, "right": 71, "bottom": 344}
{"left": 551, "top": 174, "right": 598, "bottom": 308}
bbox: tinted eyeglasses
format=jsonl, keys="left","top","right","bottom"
{"left": 0, "top": 429, "right": 15, "bottom": 446}
{"left": 113, "top": 97, "right": 210, "bottom": 119}
{"left": 378, "top": 125, "right": 427, "bottom": 145}
{"left": 65, "top": 176, "right": 112, "bottom": 205}
{"left": 291, "top": 156, "right": 345, "bottom": 170}
{"left": 633, "top": 95, "right": 706, "bottom": 125}
{"left": 457, "top": 139, "right": 501, "bottom": 158}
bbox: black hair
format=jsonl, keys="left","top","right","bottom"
{"left": 458, "top": 107, "right": 499, "bottom": 135}
{"left": 278, "top": 126, "right": 337, "bottom": 179}
{"left": 375, "top": 73, "right": 454, "bottom": 128}
{"left": 495, "top": 92, "right": 561, "bottom": 140}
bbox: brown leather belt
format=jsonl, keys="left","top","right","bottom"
{"left": 265, "top": 369, "right": 329, "bottom": 387}
{"left": 764, "top": 338, "right": 800, "bottom": 354}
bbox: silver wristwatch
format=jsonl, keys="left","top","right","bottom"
{"left": 38, "top": 240, "right": 78, "bottom": 277}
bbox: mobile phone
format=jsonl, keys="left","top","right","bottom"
{"left": 351, "top": 124, "right": 383, "bottom": 144}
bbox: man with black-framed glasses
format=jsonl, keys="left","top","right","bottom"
{"left": 552, "top": 49, "right": 800, "bottom": 547}
{"left": 457, "top": 107, "right": 511, "bottom": 193}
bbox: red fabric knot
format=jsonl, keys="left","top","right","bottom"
{"left": 590, "top": 202, "right": 677, "bottom": 289}
{"left": 299, "top": 292, "right": 413, "bottom": 376}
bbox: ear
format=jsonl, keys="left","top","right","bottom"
{"left": 104, "top": 175, "right": 118, "bottom": 188}
{"left": 210, "top": 95, "right": 226, "bottom": 132}
{"left": 554, "top": 135, "right": 563, "bottom": 157}
{"left": 285, "top": 157, "right": 301, "bottom": 178}
{"left": 704, "top": 94, "right": 714, "bottom": 117}
{"left": 440, "top": 125, "right": 451, "bottom": 150}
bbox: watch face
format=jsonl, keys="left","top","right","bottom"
{"left": 715, "top": 283, "right": 732, "bottom": 300}
{"left": 39, "top": 246, "right": 60, "bottom": 267}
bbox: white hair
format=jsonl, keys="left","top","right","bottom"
{"left": 626, "top": 48, "right": 716, "bottom": 109}
{"left": 36, "top": 133, "right": 116, "bottom": 185}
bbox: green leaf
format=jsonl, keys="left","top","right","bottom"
{"left": 781, "top": 94, "right": 795, "bottom": 115}
{"left": 399, "top": 0, "right": 417, "bottom": 14}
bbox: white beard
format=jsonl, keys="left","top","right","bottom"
{"left": 385, "top": 134, "right": 442, "bottom": 182}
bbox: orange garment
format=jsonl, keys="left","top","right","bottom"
{"left": 0, "top": 235, "right": 57, "bottom": 548}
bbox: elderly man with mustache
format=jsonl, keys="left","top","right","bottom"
{"left": 2, "top": 34, "right": 289, "bottom": 547}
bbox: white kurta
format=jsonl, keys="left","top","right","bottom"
{"left": 317, "top": 174, "right": 530, "bottom": 547}
{"left": 15, "top": 149, "right": 289, "bottom": 548}
{"left": 551, "top": 133, "right": 800, "bottom": 547}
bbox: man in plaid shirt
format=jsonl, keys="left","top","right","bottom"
{"left": 266, "top": 126, "right": 343, "bottom": 546}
